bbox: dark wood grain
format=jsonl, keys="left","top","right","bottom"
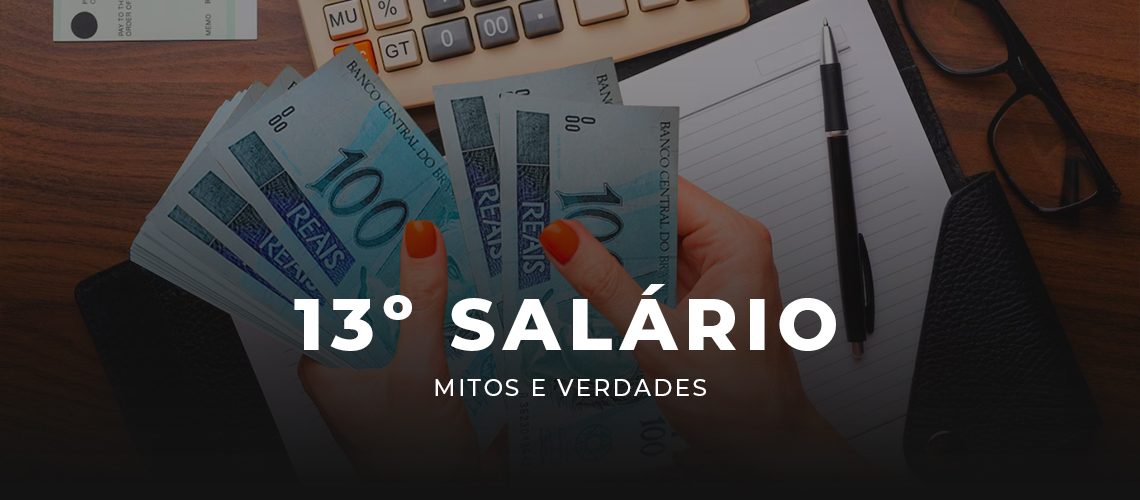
{"left": 0, "top": 0, "right": 318, "bottom": 480}
{"left": 1, "top": 0, "right": 1136, "bottom": 479}
{"left": 887, "top": 0, "right": 1140, "bottom": 472}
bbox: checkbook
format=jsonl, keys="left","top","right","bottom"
{"left": 53, "top": 0, "right": 257, "bottom": 42}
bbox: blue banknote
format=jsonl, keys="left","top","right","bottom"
{"left": 433, "top": 59, "right": 622, "bottom": 301}
{"left": 203, "top": 49, "right": 503, "bottom": 442}
{"left": 133, "top": 75, "right": 361, "bottom": 367}
{"left": 500, "top": 95, "right": 680, "bottom": 379}
{"left": 498, "top": 95, "right": 682, "bottom": 472}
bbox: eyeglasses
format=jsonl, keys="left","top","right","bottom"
{"left": 899, "top": 0, "right": 1120, "bottom": 215}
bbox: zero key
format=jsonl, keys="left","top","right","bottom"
{"left": 422, "top": 18, "right": 475, "bottom": 62}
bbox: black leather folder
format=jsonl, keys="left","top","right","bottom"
{"left": 73, "top": 0, "right": 1097, "bottom": 482}
{"left": 75, "top": 261, "right": 295, "bottom": 482}
{"left": 903, "top": 173, "right": 1100, "bottom": 481}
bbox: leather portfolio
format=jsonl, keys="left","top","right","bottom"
{"left": 903, "top": 173, "right": 1100, "bottom": 480}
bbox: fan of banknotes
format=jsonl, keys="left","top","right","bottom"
{"left": 131, "top": 48, "right": 681, "bottom": 475}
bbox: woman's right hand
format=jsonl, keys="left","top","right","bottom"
{"left": 538, "top": 177, "right": 867, "bottom": 477}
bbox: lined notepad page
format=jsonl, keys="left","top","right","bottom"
{"left": 622, "top": 0, "right": 950, "bottom": 471}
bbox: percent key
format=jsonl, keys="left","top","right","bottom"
{"left": 371, "top": 0, "right": 411, "bottom": 30}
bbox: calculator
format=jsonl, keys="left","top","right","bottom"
{"left": 299, "top": 0, "right": 750, "bottom": 107}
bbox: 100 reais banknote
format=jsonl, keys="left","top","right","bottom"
{"left": 131, "top": 50, "right": 682, "bottom": 475}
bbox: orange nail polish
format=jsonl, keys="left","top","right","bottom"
{"left": 405, "top": 220, "right": 436, "bottom": 258}
{"left": 540, "top": 220, "right": 579, "bottom": 265}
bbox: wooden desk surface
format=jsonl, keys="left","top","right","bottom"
{"left": 1, "top": 0, "right": 1136, "bottom": 478}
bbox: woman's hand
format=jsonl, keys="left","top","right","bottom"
{"left": 539, "top": 177, "right": 866, "bottom": 477}
{"left": 297, "top": 221, "right": 479, "bottom": 480}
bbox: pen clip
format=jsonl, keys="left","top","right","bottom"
{"left": 857, "top": 233, "right": 875, "bottom": 334}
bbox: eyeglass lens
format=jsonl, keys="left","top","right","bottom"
{"left": 906, "top": 0, "right": 1007, "bottom": 73}
{"left": 994, "top": 94, "right": 1098, "bottom": 209}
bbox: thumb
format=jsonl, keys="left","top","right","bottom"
{"left": 540, "top": 219, "right": 650, "bottom": 342}
{"left": 394, "top": 220, "right": 449, "bottom": 379}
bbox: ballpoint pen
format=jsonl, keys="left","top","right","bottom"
{"left": 820, "top": 19, "right": 876, "bottom": 359}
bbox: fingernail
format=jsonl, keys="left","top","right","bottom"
{"left": 540, "top": 220, "right": 579, "bottom": 265}
{"left": 405, "top": 220, "right": 437, "bottom": 259}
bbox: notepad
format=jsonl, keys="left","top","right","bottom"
{"left": 621, "top": 0, "right": 951, "bottom": 471}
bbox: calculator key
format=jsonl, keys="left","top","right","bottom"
{"left": 368, "top": 0, "right": 412, "bottom": 30}
{"left": 574, "top": 0, "right": 628, "bottom": 26}
{"left": 334, "top": 40, "right": 379, "bottom": 73}
{"left": 325, "top": 1, "right": 369, "bottom": 40}
{"left": 422, "top": 18, "right": 475, "bottom": 62}
{"left": 638, "top": 0, "right": 677, "bottom": 11}
{"left": 423, "top": 0, "right": 464, "bottom": 18}
{"left": 475, "top": 8, "right": 519, "bottom": 49}
{"left": 519, "top": 0, "right": 563, "bottom": 39}
{"left": 378, "top": 30, "right": 423, "bottom": 71}
{"left": 470, "top": 0, "right": 506, "bottom": 6}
